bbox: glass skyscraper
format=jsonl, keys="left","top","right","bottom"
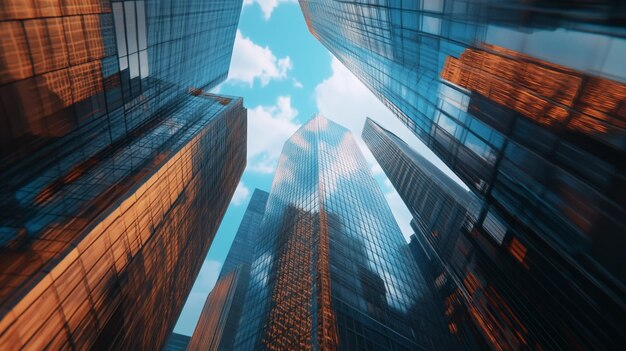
{"left": 220, "top": 189, "right": 270, "bottom": 281}
{"left": 0, "top": 0, "right": 245, "bottom": 350}
{"left": 189, "top": 188, "right": 269, "bottom": 351}
{"left": 363, "top": 117, "right": 492, "bottom": 349}
{"left": 235, "top": 115, "right": 453, "bottom": 350}
{"left": 363, "top": 118, "right": 474, "bottom": 247}
{"left": 301, "top": 1, "right": 625, "bottom": 349}
{"left": 188, "top": 268, "right": 243, "bottom": 351}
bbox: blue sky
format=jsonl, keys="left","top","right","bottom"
{"left": 173, "top": 0, "right": 463, "bottom": 335}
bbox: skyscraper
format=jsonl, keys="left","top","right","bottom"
{"left": 363, "top": 118, "right": 473, "bottom": 248}
{"left": 188, "top": 268, "right": 243, "bottom": 351}
{"left": 0, "top": 0, "right": 245, "bottom": 349}
{"left": 363, "top": 118, "right": 492, "bottom": 349}
{"left": 302, "top": 1, "right": 625, "bottom": 349}
{"left": 189, "top": 188, "right": 269, "bottom": 351}
{"left": 235, "top": 115, "right": 453, "bottom": 350}
{"left": 220, "top": 189, "right": 270, "bottom": 280}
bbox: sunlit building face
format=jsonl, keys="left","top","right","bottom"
{"left": 0, "top": 0, "right": 245, "bottom": 350}
{"left": 235, "top": 115, "right": 453, "bottom": 351}
{"left": 188, "top": 189, "right": 270, "bottom": 351}
{"left": 301, "top": 0, "right": 626, "bottom": 349}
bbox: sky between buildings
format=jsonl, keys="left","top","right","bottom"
{"left": 174, "top": 0, "right": 464, "bottom": 335}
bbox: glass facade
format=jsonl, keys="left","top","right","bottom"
{"left": 363, "top": 118, "right": 473, "bottom": 248}
{"left": 219, "top": 189, "right": 269, "bottom": 351}
{"left": 192, "top": 188, "right": 269, "bottom": 351}
{"left": 0, "top": 0, "right": 245, "bottom": 350}
{"left": 188, "top": 268, "right": 243, "bottom": 351}
{"left": 220, "top": 189, "right": 270, "bottom": 280}
{"left": 363, "top": 118, "right": 491, "bottom": 349}
{"left": 301, "top": 1, "right": 625, "bottom": 349}
{"left": 235, "top": 115, "right": 453, "bottom": 350}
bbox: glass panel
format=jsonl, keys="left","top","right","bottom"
{"left": 124, "top": 1, "right": 137, "bottom": 54}
{"left": 112, "top": 2, "right": 127, "bottom": 57}
{"left": 139, "top": 50, "right": 149, "bottom": 78}
{"left": 136, "top": 1, "right": 147, "bottom": 51}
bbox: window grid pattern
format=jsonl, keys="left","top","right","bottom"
{"left": 188, "top": 269, "right": 242, "bottom": 351}
{"left": 236, "top": 116, "right": 448, "bottom": 351}
{"left": 365, "top": 117, "right": 517, "bottom": 350}
{"left": 192, "top": 189, "right": 269, "bottom": 351}
{"left": 301, "top": 1, "right": 625, "bottom": 349}
{"left": 0, "top": 0, "right": 245, "bottom": 349}
{"left": 0, "top": 96, "right": 247, "bottom": 350}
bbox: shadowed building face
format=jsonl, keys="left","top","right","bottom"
{"left": 0, "top": 0, "right": 245, "bottom": 350}
{"left": 300, "top": 0, "right": 625, "bottom": 349}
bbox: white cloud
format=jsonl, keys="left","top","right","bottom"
{"left": 244, "top": 0, "right": 297, "bottom": 20}
{"left": 227, "top": 30, "right": 292, "bottom": 87}
{"left": 248, "top": 96, "right": 301, "bottom": 174}
{"left": 292, "top": 78, "right": 303, "bottom": 88}
{"left": 315, "top": 56, "right": 417, "bottom": 149}
{"left": 232, "top": 181, "right": 251, "bottom": 206}
{"left": 314, "top": 55, "right": 465, "bottom": 239}
{"left": 173, "top": 259, "right": 222, "bottom": 335}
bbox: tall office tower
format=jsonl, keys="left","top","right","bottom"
{"left": 189, "top": 188, "right": 269, "bottom": 351}
{"left": 163, "top": 333, "right": 191, "bottom": 351}
{"left": 220, "top": 189, "right": 270, "bottom": 280}
{"left": 363, "top": 118, "right": 473, "bottom": 246}
{"left": 188, "top": 268, "right": 243, "bottom": 351}
{"left": 363, "top": 118, "right": 489, "bottom": 349}
{"left": 0, "top": 0, "right": 245, "bottom": 350}
{"left": 301, "top": 1, "right": 626, "bottom": 349}
{"left": 235, "top": 115, "right": 453, "bottom": 351}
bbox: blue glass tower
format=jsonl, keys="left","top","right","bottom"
{"left": 235, "top": 115, "right": 453, "bottom": 351}
{"left": 364, "top": 117, "right": 491, "bottom": 350}
{"left": 301, "top": 1, "right": 625, "bottom": 349}
{"left": 0, "top": 0, "right": 245, "bottom": 349}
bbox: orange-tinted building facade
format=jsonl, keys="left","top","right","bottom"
{"left": 0, "top": 0, "right": 245, "bottom": 349}
{"left": 188, "top": 269, "right": 242, "bottom": 351}
{"left": 0, "top": 95, "right": 246, "bottom": 350}
{"left": 440, "top": 43, "right": 626, "bottom": 143}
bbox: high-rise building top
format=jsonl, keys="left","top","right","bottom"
{"left": 0, "top": 91, "right": 247, "bottom": 351}
{"left": 236, "top": 115, "right": 453, "bottom": 350}
{"left": 302, "top": 1, "right": 625, "bottom": 348}
{"left": 363, "top": 117, "right": 477, "bottom": 250}
{"left": 1, "top": 0, "right": 241, "bottom": 165}
{"left": 0, "top": 0, "right": 245, "bottom": 349}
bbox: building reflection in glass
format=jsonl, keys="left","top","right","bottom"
{"left": 301, "top": 0, "right": 625, "bottom": 349}
{"left": 0, "top": 0, "right": 245, "bottom": 350}
{"left": 235, "top": 115, "right": 453, "bottom": 351}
